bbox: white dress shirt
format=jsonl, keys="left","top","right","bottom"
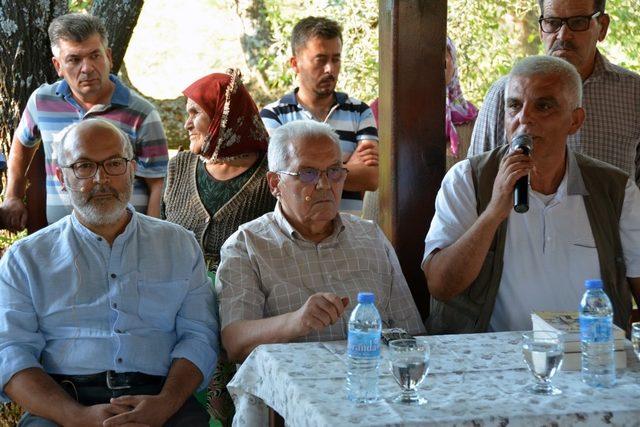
{"left": 423, "top": 150, "right": 640, "bottom": 331}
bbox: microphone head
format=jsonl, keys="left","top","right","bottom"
{"left": 511, "top": 134, "right": 533, "bottom": 153}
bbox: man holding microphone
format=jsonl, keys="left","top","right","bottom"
{"left": 422, "top": 55, "right": 640, "bottom": 334}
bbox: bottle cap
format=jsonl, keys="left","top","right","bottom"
{"left": 357, "top": 292, "right": 375, "bottom": 304}
{"left": 585, "top": 279, "right": 603, "bottom": 289}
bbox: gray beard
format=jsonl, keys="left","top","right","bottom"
{"left": 68, "top": 184, "right": 132, "bottom": 227}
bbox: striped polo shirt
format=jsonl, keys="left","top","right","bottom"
{"left": 260, "top": 89, "right": 378, "bottom": 160}
{"left": 15, "top": 75, "right": 168, "bottom": 224}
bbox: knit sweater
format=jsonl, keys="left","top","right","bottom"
{"left": 163, "top": 151, "right": 276, "bottom": 271}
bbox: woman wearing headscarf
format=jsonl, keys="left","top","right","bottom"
{"left": 163, "top": 69, "right": 275, "bottom": 272}
{"left": 444, "top": 36, "right": 478, "bottom": 169}
{"left": 363, "top": 37, "right": 478, "bottom": 222}
{"left": 162, "top": 69, "right": 276, "bottom": 426}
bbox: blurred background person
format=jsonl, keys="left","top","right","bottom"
{"left": 363, "top": 37, "right": 477, "bottom": 222}
{"left": 162, "top": 69, "right": 275, "bottom": 426}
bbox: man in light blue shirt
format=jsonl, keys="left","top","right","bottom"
{"left": 0, "top": 119, "right": 218, "bottom": 426}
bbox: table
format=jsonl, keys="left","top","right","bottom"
{"left": 227, "top": 332, "right": 640, "bottom": 426}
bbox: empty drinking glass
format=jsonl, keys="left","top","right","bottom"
{"left": 388, "top": 338, "right": 430, "bottom": 405}
{"left": 522, "top": 331, "right": 564, "bottom": 395}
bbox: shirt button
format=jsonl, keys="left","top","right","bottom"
{"left": 117, "top": 357, "right": 123, "bottom": 363}
{"left": 112, "top": 302, "right": 118, "bottom": 309}
{"left": 97, "top": 237, "right": 102, "bottom": 242}
{"left": 115, "top": 329, "right": 123, "bottom": 334}
{"left": 110, "top": 273, "right": 117, "bottom": 278}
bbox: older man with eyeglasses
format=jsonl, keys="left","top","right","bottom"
{"left": 0, "top": 119, "right": 218, "bottom": 426}
{"left": 468, "top": 0, "right": 640, "bottom": 185}
{"left": 215, "top": 120, "right": 424, "bottom": 365}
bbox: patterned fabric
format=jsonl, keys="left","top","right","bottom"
{"left": 259, "top": 88, "right": 378, "bottom": 161}
{"left": 446, "top": 37, "right": 478, "bottom": 157}
{"left": 162, "top": 151, "right": 275, "bottom": 271}
{"left": 195, "top": 157, "right": 261, "bottom": 217}
{"left": 215, "top": 203, "right": 425, "bottom": 340}
{"left": 14, "top": 75, "right": 168, "bottom": 224}
{"left": 182, "top": 69, "right": 269, "bottom": 163}
{"left": 227, "top": 333, "right": 640, "bottom": 426}
{"left": 468, "top": 51, "right": 640, "bottom": 185}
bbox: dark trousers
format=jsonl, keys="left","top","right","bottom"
{"left": 18, "top": 379, "right": 208, "bottom": 426}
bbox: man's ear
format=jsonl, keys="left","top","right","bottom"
{"left": 569, "top": 107, "right": 586, "bottom": 135}
{"left": 290, "top": 55, "right": 299, "bottom": 74}
{"left": 597, "top": 13, "right": 610, "bottom": 42}
{"left": 106, "top": 47, "right": 113, "bottom": 72}
{"left": 266, "top": 171, "right": 280, "bottom": 197}
{"left": 55, "top": 167, "right": 66, "bottom": 190}
{"left": 52, "top": 56, "right": 63, "bottom": 78}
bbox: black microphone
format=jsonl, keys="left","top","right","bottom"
{"left": 511, "top": 134, "right": 533, "bottom": 214}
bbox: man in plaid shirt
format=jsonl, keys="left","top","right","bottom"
{"left": 469, "top": 0, "right": 640, "bottom": 185}
{"left": 216, "top": 121, "right": 425, "bottom": 363}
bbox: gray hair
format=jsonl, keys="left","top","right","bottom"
{"left": 54, "top": 119, "right": 133, "bottom": 166}
{"left": 506, "top": 55, "right": 583, "bottom": 108}
{"left": 49, "top": 13, "right": 108, "bottom": 57}
{"left": 268, "top": 121, "right": 342, "bottom": 172}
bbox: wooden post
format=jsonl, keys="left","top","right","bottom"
{"left": 378, "top": 0, "right": 447, "bottom": 319}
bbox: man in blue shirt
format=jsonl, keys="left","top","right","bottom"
{"left": 0, "top": 119, "right": 218, "bottom": 426}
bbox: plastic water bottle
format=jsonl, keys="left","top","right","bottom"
{"left": 346, "top": 292, "right": 382, "bottom": 403}
{"left": 579, "top": 279, "right": 615, "bottom": 387}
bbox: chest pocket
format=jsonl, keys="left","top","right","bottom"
{"left": 137, "top": 279, "right": 188, "bottom": 331}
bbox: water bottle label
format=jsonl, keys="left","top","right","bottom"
{"left": 347, "top": 330, "right": 380, "bottom": 358}
{"left": 580, "top": 316, "right": 612, "bottom": 342}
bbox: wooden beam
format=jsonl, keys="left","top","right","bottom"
{"left": 378, "top": 0, "right": 447, "bottom": 319}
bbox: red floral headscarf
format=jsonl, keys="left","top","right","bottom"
{"left": 182, "top": 69, "right": 269, "bottom": 162}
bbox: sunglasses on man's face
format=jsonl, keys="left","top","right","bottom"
{"left": 538, "top": 11, "right": 601, "bottom": 33}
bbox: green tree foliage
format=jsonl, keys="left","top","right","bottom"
{"left": 249, "top": 0, "right": 379, "bottom": 105}
{"left": 450, "top": 0, "right": 640, "bottom": 106}
{"left": 244, "top": 0, "right": 639, "bottom": 109}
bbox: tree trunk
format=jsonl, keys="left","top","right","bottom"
{"left": 0, "top": 0, "right": 68, "bottom": 232}
{"left": 233, "top": 0, "right": 274, "bottom": 102}
{"left": 91, "top": 0, "right": 144, "bottom": 74}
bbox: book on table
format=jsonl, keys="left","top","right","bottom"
{"left": 531, "top": 311, "right": 625, "bottom": 351}
{"left": 531, "top": 311, "right": 627, "bottom": 371}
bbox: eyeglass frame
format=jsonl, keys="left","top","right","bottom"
{"left": 276, "top": 166, "right": 349, "bottom": 184}
{"left": 538, "top": 10, "right": 602, "bottom": 33}
{"left": 60, "top": 157, "right": 132, "bottom": 179}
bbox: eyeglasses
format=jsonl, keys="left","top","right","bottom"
{"left": 277, "top": 166, "right": 348, "bottom": 184}
{"left": 61, "top": 157, "right": 131, "bottom": 179}
{"left": 539, "top": 11, "right": 601, "bottom": 33}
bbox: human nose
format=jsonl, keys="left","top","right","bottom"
{"left": 324, "top": 62, "right": 336, "bottom": 75}
{"left": 556, "top": 22, "right": 573, "bottom": 40}
{"left": 93, "top": 163, "right": 110, "bottom": 183}
{"left": 184, "top": 115, "right": 192, "bottom": 131}
{"left": 315, "top": 170, "right": 331, "bottom": 189}
{"left": 80, "top": 58, "right": 93, "bottom": 74}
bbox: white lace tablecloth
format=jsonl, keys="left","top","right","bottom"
{"left": 227, "top": 332, "right": 640, "bottom": 426}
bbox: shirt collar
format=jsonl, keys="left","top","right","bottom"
{"left": 55, "top": 74, "right": 131, "bottom": 106}
{"left": 281, "top": 88, "right": 349, "bottom": 107}
{"left": 70, "top": 204, "right": 137, "bottom": 244}
{"left": 273, "top": 201, "right": 345, "bottom": 242}
{"left": 585, "top": 50, "right": 618, "bottom": 83}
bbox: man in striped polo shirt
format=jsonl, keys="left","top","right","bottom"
{"left": 260, "top": 16, "right": 379, "bottom": 212}
{"left": 3, "top": 13, "right": 168, "bottom": 231}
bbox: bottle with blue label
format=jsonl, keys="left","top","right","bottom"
{"left": 346, "top": 292, "right": 382, "bottom": 403}
{"left": 579, "top": 279, "right": 615, "bottom": 387}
